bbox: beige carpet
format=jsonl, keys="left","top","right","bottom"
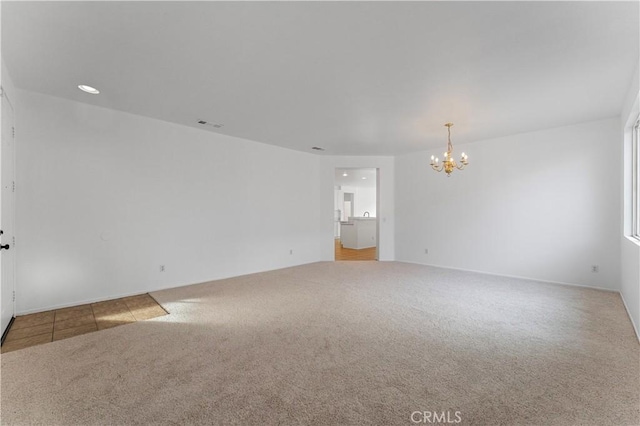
{"left": 1, "top": 262, "right": 638, "bottom": 425}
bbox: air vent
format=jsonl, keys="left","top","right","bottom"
{"left": 311, "top": 147, "right": 325, "bottom": 151}
{"left": 197, "top": 120, "right": 224, "bottom": 128}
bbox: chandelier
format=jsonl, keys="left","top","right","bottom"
{"left": 430, "top": 123, "right": 468, "bottom": 176}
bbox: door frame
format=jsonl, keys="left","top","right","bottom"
{"left": 333, "top": 167, "right": 379, "bottom": 261}
{"left": 0, "top": 86, "right": 16, "bottom": 342}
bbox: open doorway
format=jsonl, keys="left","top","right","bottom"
{"left": 334, "top": 168, "right": 378, "bottom": 261}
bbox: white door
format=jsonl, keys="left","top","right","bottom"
{"left": 1, "top": 89, "right": 15, "bottom": 337}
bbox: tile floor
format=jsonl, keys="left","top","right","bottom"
{"left": 1, "top": 294, "right": 167, "bottom": 353}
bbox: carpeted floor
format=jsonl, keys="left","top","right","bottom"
{"left": 1, "top": 262, "right": 638, "bottom": 425}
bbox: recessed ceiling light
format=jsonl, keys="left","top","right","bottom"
{"left": 342, "top": 173, "right": 348, "bottom": 177}
{"left": 78, "top": 84, "right": 100, "bottom": 94}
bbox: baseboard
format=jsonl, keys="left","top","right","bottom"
{"left": 399, "top": 260, "right": 640, "bottom": 342}
{"left": 15, "top": 289, "right": 154, "bottom": 316}
{"left": 14, "top": 259, "right": 321, "bottom": 316}
{"left": 147, "top": 260, "right": 327, "bottom": 296}
{"left": 1, "top": 316, "right": 15, "bottom": 346}
{"left": 620, "top": 292, "right": 640, "bottom": 343}
{"left": 397, "top": 260, "right": 619, "bottom": 293}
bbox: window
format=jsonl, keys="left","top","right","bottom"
{"left": 633, "top": 116, "right": 640, "bottom": 239}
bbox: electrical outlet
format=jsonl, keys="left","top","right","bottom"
{"left": 160, "top": 265, "right": 165, "bottom": 272}
{"left": 289, "top": 249, "right": 293, "bottom": 255}
{"left": 424, "top": 248, "right": 429, "bottom": 254}
{"left": 591, "top": 265, "right": 599, "bottom": 273}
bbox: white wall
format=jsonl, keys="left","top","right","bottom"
{"left": 620, "top": 64, "right": 640, "bottom": 339}
{"left": 335, "top": 184, "right": 376, "bottom": 218}
{"left": 15, "top": 89, "right": 326, "bottom": 314}
{"left": 353, "top": 185, "right": 376, "bottom": 217}
{"left": 396, "top": 118, "right": 622, "bottom": 290}
{"left": 322, "top": 156, "right": 394, "bottom": 261}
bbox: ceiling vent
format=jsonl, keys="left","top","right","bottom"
{"left": 197, "top": 120, "right": 223, "bottom": 128}
{"left": 311, "top": 146, "right": 325, "bottom": 151}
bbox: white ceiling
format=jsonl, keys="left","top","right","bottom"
{"left": 2, "top": 1, "right": 638, "bottom": 156}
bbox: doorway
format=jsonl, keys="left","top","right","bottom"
{"left": 334, "top": 168, "right": 378, "bottom": 261}
{"left": 1, "top": 88, "right": 16, "bottom": 339}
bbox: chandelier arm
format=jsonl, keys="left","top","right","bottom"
{"left": 430, "top": 123, "right": 468, "bottom": 176}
